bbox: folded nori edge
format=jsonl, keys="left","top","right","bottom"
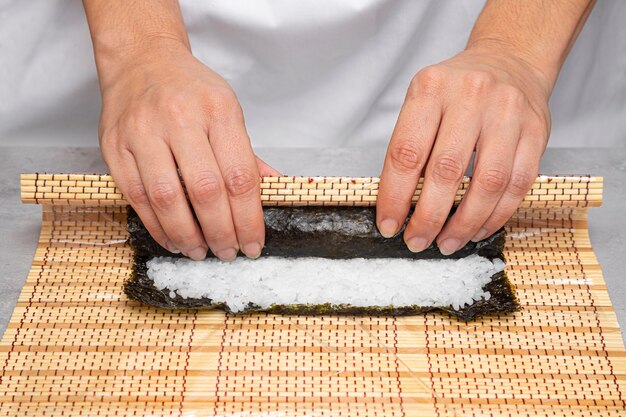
{"left": 125, "top": 206, "right": 519, "bottom": 321}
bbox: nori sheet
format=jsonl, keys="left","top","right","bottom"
{"left": 125, "top": 206, "right": 519, "bottom": 321}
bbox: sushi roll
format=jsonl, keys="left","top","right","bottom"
{"left": 125, "top": 206, "right": 518, "bottom": 321}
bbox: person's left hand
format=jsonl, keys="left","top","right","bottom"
{"left": 377, "top": 43, "right": 551, "bottom": 254}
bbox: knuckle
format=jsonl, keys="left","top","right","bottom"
{"left": 383, "top": 190, "right": 411, "bottom": 207}
{"left": 149, "top": 181, "right": 180, "bottom": 209}
{"left": 378, "top": 189, "right": 412, "bottom": 215}
{"left": 224, "top": 165, "right": 258, "bottom": 197}
{"left": 430, "top": 153, "right": 465, "bottom": 185}
{"left": 126, "top": 182, "right": 149, "bottom": 205}
{"left": 164, "top": 95, "right": 193, "bottom": 129}
{"left": 205, "top": 87, "right": 240, "bottom": 124}
{"left": 205, "top": 229, "right": 236, "bottom": 246}
{"left": 389, "top": 141, "right": 425, "bottom": 172}
{"left": 475, "top": 168, "right": 510, "bottom": 194}
{"left": 188, "top": 171, "right": 222, "bottom": 204}
{"left": 487, "top": 211, "right": 511, "bottom": 229}
{"left": 495, "top": 85, "right": 524, "bottom": 111}
{"left": 409, "top": 66, "right": 445, "bottom": 98}
{"left": 173, "top": 231, "right": 202, "bottom": 248}
{"left": 525, "top": 120, "right": 550, "bottom": 144}
{"left": 99, "top": 146, "right": 116, "bottom": 170}
{"left": 99, "top": 126, "right": 119, "bottom": 150}
{"left": 123, "top": 106, "right": 152, "bottom": 132}
{"left": 450, "top": 213, "right": 481, "bottom": 234}
{"left": 418, "top": 210, "right": 444, "bottom": 229}
{"left": 236, "top": 216, "right": 265, "bottom": 237}
{"left": 509, "top": 171, "right": 535, "bottom": 196}
{"left": 463, "top": 70, "right": 494, "bottom": 96}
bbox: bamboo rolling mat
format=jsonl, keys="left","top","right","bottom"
{"left": 0, "top": 173, "right": 624, "bottom": 416}
{"left": 19, "top": 173, "right": 603, "bottom": 207}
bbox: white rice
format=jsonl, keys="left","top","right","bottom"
{"left": 146, "top": 255, "right": 505, "bottom": 313}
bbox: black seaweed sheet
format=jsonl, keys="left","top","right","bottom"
{"left": 125, "top": 206, "right": 519, "bottom": 321}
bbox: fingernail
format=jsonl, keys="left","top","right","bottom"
{"left": 378, "top": 219, "right": 399, "bottom": 238}
{"left": 216, "top": 247, "right": 238, "bottom": 261}
{"left": 406, "top": 237, "right": 429, "bottom": 253}
{"left": 439, "top": 238, "right": 461, "bottom": 256}
{"left": 471, "top": 228, "right": 488, "bottom": 242}
{"left": 243, "top": 242, "right": 262, "bottom": 259}
{"left": 188, "top": 246, "right": 207, "bottom": 261}
{"left": 165, "top": 241, "right": 181, "bottom": 254}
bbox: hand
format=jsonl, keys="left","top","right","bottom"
{"left": 377, "top": 44, "right": 551, "bottom": 254}
{"left": 99, "top": 40, "right": 279, "bottom": 261}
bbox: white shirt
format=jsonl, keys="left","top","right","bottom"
{"left": 0, "top": 0, "right": 624, "bottom": 147}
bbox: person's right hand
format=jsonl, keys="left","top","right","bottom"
{"left": 98, "top": 40, "right": 279, "bottom": 261}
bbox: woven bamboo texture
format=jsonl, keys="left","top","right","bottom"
{"left": 20, "top": 173, "right": 603, "bottom": 208}
{"left": 1, "top": 174, "right": 624, "bottom": 416}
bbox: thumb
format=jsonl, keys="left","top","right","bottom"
{"left": 255, "top": 155, "right": 283, "bottom": 177}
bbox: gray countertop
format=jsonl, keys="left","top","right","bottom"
{"left": 1, "top": 146, "right": 625, "bottom": 342}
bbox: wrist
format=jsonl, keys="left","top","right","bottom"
{"left": 92, "top": 32, "right": 190, "bottom": 93}
{"left": 465, "top": 37, "right": 557, "bottom": 97}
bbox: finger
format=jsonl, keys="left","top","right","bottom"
{"left": 470, "top": 134, "right": 543, "bottom": 239}
{"left": 107, "top": 148, "right": 178, "bottom": 253}
{"left": 403, "top": 101, "right": 482, "bottom": 254}
{"left": 377, "top": 70, "right": 443, "bottom": 238}
{"left": 130, "top": 138, "right": 208, "bottom": 260}
{"left": 206, "top": 97, "right": 264, "bottom": 259}
{"left": 256, "top": 156, "right": 283, "bottom": 177}
{"left": 170, "top": 128, "right": 240, "bottom": 261}
{"left": 436, "top": 113, "right": 520, "bottom": 251}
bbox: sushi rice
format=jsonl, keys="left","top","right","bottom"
{"left": 146, "top": 254, "right": 505, "bottom": 312}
